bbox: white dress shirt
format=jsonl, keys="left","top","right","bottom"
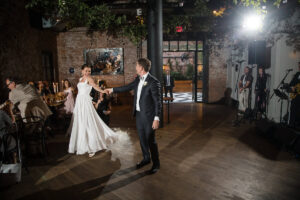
{"left": 166, "top": 74, "right": 170, "bottom": 86}
{"left": 136, "top": 73, "right": 148, "bottom": 112}
{"left": 113, "top": 73, "right": 159, "bottom": 121}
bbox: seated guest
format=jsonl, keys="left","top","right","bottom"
{"left": 37, "top": 81, "right": 46, "bottom": 98}
{"left": 92, "top": 81, "right": 111, "bottom": 125}
{"left": 0, "top": 100, "right": 16, "bottom": 163}
{"left": 90, "top": 80, "right": 106, "bottom": 101}
{"left": 5, "top": 77, "right": 52, "bottom": 122}
{"left": 28, "top": 81, "right": 35, "bottom": 86}
{"left": 37, "top": 81, "right": 52, "bottom": 97}
{"left": 94, "top": 93, "right": 111, "bottom": 125}
{"left": 63, "top": 79, "right": 75, "bottom": 114}
{"left": 43, "top": 81, "right": 54, "bottom": 95}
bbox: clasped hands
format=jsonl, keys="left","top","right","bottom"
{"left": 103, "top": 88, "right": 113, "bottom": 95}
{"left": 102, "top": 88, "right": 159, "bottom": 130}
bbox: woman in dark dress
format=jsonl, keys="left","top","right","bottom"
{"left": 94, "top": 93, "right": 111, "bottom": 125}
{"left": 92, "top": 81, "right": 111, "bottom": 125}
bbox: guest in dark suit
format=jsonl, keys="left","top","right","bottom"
{"left": 106, "top": 58, "right": 162, "bottom": 174}
{"left": 163, "top": 70, "right": 175, "bottom": 99}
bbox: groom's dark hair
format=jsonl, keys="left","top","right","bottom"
{"left": 137, "top": 58, "right": 151, "bottom": 72}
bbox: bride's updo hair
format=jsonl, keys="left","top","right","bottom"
{"left": 81, "top": 64, "right": 90, "bottom": 70}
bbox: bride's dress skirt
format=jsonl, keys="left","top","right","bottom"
{"left": 68, "top": 81, "right": 117, "bottom": 155}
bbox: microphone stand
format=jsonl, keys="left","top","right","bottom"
{"left": 269, "top": 70, "right": 292, "bottom": 100}
{"left": 269, "top": 70, "right": 292, "bottom": 124}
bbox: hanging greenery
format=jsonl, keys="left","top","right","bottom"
{"left": 233, "top": 0, "right": 299, "bottom": 8}
{"left": 163, "top": 0, "right": 213, "bottom": 34}
{"left": 26, "top": 0, "right": 146, "bottom": 45}
{"left": 25, "top": 0, "right": 299, "bottom": 46}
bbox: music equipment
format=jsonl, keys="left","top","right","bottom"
{"left": 290, "top": 83, "right": 300, "bottom": 99}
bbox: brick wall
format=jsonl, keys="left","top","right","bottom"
{"left": 0, "top": 0, "right": 57, "bottom": 101}
{"left": 57, "top": 28, "right": 147, "bottom": 88}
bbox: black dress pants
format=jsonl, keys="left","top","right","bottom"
{"left": 135, "top": 111, "right": 159, "bottom": 165}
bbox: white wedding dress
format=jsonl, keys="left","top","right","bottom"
{"left": 68, "top": 78, "right": 118, "bottom": 155}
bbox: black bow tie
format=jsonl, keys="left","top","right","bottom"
{"left": 140, "top": 76, "right": 144, "bottom": 81}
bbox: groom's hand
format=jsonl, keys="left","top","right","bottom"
{"left": 152, "top": 120, "right": 159, "bottom": 130}
{"left": 105, "top": 88, "right": 113, "bottom": 94}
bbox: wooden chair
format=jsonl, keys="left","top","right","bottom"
{"left": 0, "top": 123, "right": 24, "bottom": 185}
{"left": 1, "top": 123, "right": 20, "bottom": 163}
{"left": 19, "top": 116, "right": 48, "bottom": 159}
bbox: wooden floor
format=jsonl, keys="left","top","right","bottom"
{"left": 1, "top": 103, "right": 300, "bottom": 200}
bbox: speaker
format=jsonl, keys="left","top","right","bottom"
{"left": 28, "top": 10, "right": 42, "bottom": 29}
{"left": 293, "top": 136, "right": 300, "bottom": 154}
{"left": 248, "top": 41, "right": 270, "bottom": 68}
{"left": 255, "top": 119, "right": 277, "bottom": 138}
{"left": 273, "top": 126, "right": 298, "bottom": 146}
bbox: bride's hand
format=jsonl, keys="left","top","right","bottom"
{"left": 101, "top": 89, "right": 109, "bottom": 94}
{"left": 105, "top": 88, "right": 113, "bottom": 94}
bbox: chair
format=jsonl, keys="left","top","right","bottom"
{"left": 0, "top": 123, "right": 23, "bottom": 185}
{"left": 19, "top": 116, "right": 48, "bottom": 158}
{"left": 1, "top": 123, "right": 20, "bottom": 164}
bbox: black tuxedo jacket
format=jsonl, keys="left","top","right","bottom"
{"left": 113, "top": 73, "right": 162, "bottom": 121}
{"left": 163, "top": 74, "right": 174, "bottom": 87}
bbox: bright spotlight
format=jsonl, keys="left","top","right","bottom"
{"left": 242, "top": 14, "right": 263, "bottom": 31}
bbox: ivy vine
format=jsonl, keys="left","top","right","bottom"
{"left": 25, "top": 0, "right": 299, "bottom": 46}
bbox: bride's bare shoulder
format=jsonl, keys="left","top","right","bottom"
{"left": 86, "top": 76, "right": 95, "bottom": 83}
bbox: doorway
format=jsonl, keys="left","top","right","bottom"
{"left": 163, "top": 40, "right": 204, "bottom": 102}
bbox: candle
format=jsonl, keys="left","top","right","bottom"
{"left": 56, "top": 82, "right": 59, "bottom": 93}
{"left": 61, "top": 80, "right": 64, "bottom": 91}
{"left": 52, "top": 82, "right": 55, "bottom": 93}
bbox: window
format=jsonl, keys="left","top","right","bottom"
{"left": 188, "top": 41, "right": 196, "bottom": 51}
{"left": 163, "top": 41, "right": 169, "bottom": 51}
{"left": 170, "top": 41, "right": 178, "bottom": 51}
{"left": 197, "top": 41, "right": 203, "bottom": 51}
{"left": 179, "top": 41, "right": 187, "bottom": 51}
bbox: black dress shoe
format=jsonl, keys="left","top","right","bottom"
{"left": 147, "top": 164, "right": 160, "bottom": 175}
{"left": 136, "top": 160, "right": 150, "bottom": 169}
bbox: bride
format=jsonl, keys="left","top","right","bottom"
{"left": 68, "top": 64, "right": 118, "bottom": 157}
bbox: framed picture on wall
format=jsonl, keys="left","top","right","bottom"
{"left": 84, "top": 48, "right": 124, "bottom": 75}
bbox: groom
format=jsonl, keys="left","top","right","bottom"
{"left": 106, "top": 58, "right": 161, "bottom": 174}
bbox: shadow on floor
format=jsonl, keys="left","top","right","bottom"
{"left": 18, "top": 167, "right": 147, "bottom": 200}
{"left": 238, "top": 127, "right": 291, "bottom": 161}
